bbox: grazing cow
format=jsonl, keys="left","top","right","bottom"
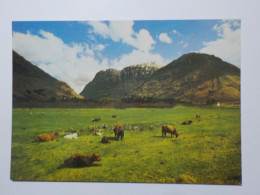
{"left": 92, "top": 118, "right": 101, "bottom": 122}
{"left": 113, "top": 124, "right": 124, "bottom": 140}
{"left": 196, "top": 114, "right": 200, "bottom": 118}
{"left": 162, "top": 125, "right": 179, "bottom": 138}
{"left": 64, "top": 153, "right": 101, "bottom": 168}
{"left": 35, "top": 132, "right": 59, "bottom": 142}
{"left": 112, "top": 115, "right": 117, "bottom": 118}
{"left": 181, "top": 120, "right": 193, "bottom": 125}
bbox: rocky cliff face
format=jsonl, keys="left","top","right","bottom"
{"left": 120, "top": 62, "right": 160, "bottom": 81}
{"left": 80, "top": 62, "right": 160, "bottom": 101}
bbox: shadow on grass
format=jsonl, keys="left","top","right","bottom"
{"left": 104, "top": 136, "right": 124, "bottom": 141}
{"left": 57, "top": 163, "right": 102, "bottom": 169}
{"left": 106, "top": 136, "right": 118, "bottom": 141}
{"left": 152, "top": 135, "right": 178, "bottom": 139}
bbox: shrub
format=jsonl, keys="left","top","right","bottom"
{"left": 175, "top": 174, "right": 197, "bottom": 184}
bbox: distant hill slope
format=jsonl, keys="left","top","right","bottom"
{"left": 13, "top": 51, "right": 83, "bottom": 103}
{"left": 126, "top": 53, "right": 240, "bottom": 104}
{"left": 81, "top": 53, "right": 240, "bottom": 105}
{"left": 80, "top": 62, "right": 160, "bottom": 101}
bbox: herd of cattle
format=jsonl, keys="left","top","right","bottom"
{"left": 34, "top": 114, "right": 200, "bottom": 167}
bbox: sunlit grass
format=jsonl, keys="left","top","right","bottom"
{"left": 11, "top": 106, "right": 241, "bottom": 184}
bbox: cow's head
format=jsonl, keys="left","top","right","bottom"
{"left": 92, "top": 153, "right": 101, "bottom": 161}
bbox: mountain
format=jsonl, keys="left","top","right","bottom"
{"left": 81, "top": 53, "right": 240, "bottom": 105}
{"left": 80, "top": 62, "right": 160, "bottom": 101}
{"left": 125, "top": 53, "right": 240, "bottom": 104}
{"left": 13, "top": 51, "right": 83, "bottom": 104}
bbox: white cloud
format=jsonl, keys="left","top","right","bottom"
{"left": 12, "top": 31, "right": 107, "bottom": 93}
{"left": 159, "top": 33, "right": 173, "bottom": 44}
{"left": 178, "top": 41, "right": 189, "bottom": 48}
{"left": 111, "top": 49, "right": 170, "bottom": 70}
{"left": 93, "top": 44, "right": 106, "bottom": 51}
{"left": 12, "top": 30, "right": 167, "bottom": 94}
{"left": 199, "top": 20, "right": 241, "bottom": 67}
{"left": 87, "top": 21, "right": 156, "bottom": 52}
{"left": 233, "top": 21, "right": 240, "bottom": 27}
{"left": 173, "top": 30, "right": 182, "bottom": 36}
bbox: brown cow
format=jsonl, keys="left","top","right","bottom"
{"left": 92, "top": 118, "right": 101, "bottom": 122}
{"left": 112, "top": 115, "right": 117, "bottom": 118}
{"left": 113, "top": 124, "right": 124, "bottom": 140}
{"left": 64, "top": 153, "right": 101, "bottom": 168}
{"left": 196, "top": 114, "right": 200, "bottom": 118}
{"left": 162, "top": 125, "right": 179, "bottom": 138}
{"left": 35, "top": 132, "right": 59, "bottom": 142}
{"left": 181, "top": 120, "right": 193, "bottom": 125}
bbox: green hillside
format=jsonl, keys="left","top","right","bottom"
{"left": 128, "top": 53, "right": 240, "bottom": 104}
{"left": 81, "top": 53, "right": 240, "bottom": 105}
{"left": 13, "top": 51, "right": 83, "bottom": 105}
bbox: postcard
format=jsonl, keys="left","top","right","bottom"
{"left": 11, "top": 20, "right": 241, "bottom": 185}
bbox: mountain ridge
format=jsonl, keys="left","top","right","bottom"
{"left": 80, "top": 62, "right": 161, "bottom": 101}
{"left": 81, "top": 53, "right": 240, "bottom": 104}
{"left": 13, "top": 51, "right": 240, "bottom": 106}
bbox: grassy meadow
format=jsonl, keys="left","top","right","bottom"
{"left": 11, "top": 106, "right": 241, "bottom": 184}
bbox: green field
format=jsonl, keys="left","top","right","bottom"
{"left": 11, "top": 106, "right": 241, "bottom": 184}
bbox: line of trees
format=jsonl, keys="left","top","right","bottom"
{"left": 13, "top": 95, "right": 226, "bottom": 108}
{"left": 13, "top": 96, "right": 178, "bottom": 108}
{"left": 121, "top": 94, "right": 175, "bottom": 104}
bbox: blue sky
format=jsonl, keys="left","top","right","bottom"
{"left": 12, "top": 20, "right": 240, "bottom": 93}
